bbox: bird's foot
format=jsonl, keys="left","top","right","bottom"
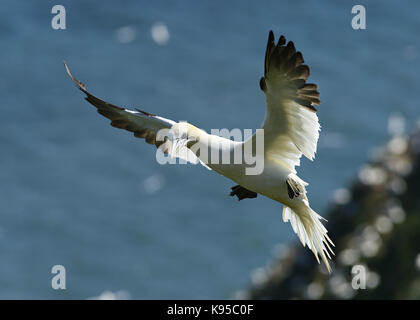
{"left": 230, "top": 185, "right": 258, "bottom": 201}
{"left": 286, "top": 177, "right": 303, "bottom": 199}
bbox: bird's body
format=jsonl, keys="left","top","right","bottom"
{"left": 65, "top": 31, "right": 335, "bottom": 272}
{"left": 188, "top": 129, "right": 290, "bottom": 203}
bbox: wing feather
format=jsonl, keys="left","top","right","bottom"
{"left": 259, "top": 32, "right": 321, "bottom": 172}
{"left": 64, "top": 62, "right": 208, "bottom": 168}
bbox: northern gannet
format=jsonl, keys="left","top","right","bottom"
{"left": 65, "top": 31, "right": 335, "bottom": 272}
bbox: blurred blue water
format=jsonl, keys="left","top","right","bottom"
{"left": 0, "top": 0, "right": 419, "bottom": 299}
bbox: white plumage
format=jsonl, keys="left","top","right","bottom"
{"left": 65, "top": 31, "right": 335, "bottom": 272}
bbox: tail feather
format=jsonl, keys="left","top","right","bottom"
{"left": 282, "top": 204, "right": 335, "bottom": 273}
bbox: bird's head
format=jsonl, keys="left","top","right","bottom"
{"left": 170, "top": 122, "right": 206, "bottom": 148}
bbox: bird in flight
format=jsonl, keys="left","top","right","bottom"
{"left": 65, "top": 31, "right": 335, "bottom": 272}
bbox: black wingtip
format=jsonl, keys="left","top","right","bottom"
{"left": 259, "top": 77, "right": 266, "bottom": 91}
{"left": 278, "top": 35, "right": 286, "bottom": 46}
{"left": 64, "top": 62, "right": 88, "bottom": 92}
{"left": 63, "top": 61, "right": 72, "bottom": 78}
{"left": 268, "top": 30, "right": 274, "bottom": 42}
{"left": 263, "top": 31, "right": 320, "bottom": 112}
{"left": 287, "top": 41, "right": 295, "bottom": 52}
{"left": 63, "top": 61, "right": 71, "bottom": 78}
{"left": 268, "top": 31, "right": 286, "bottom": 47}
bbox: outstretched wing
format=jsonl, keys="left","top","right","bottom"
{"left": 259, "top": 31, "right": 321, "bottom": 173}
{"left": 64, "top": 62, "right": 206, "bottom": 167}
